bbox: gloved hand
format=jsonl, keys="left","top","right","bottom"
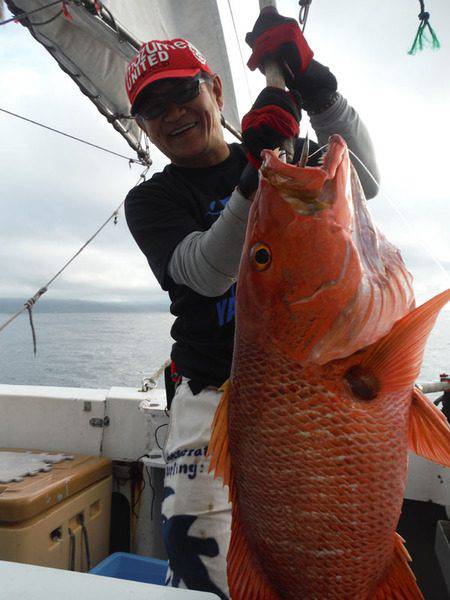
{"left": 246, "top": 7, "right": 337, "bottom": 114}
{"left": 238, "top": 86, "right": 301, "bottom": 198}
{"left": 241, "top": 86, "right": 301, "bottom": 169}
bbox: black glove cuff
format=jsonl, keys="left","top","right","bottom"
{"left": 291, "top": 59, "right": 338, "bottom": 113}
{"left": 305, "top": 91, "right": 340, "bottom": 115}
{"left": 238, "top": 164, "right": 259, "bottom": 199}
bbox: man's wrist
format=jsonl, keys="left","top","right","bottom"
{"left": 305, "top": 91, "right": 339, "bottom": 115}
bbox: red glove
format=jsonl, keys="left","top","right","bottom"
{"left": 241, "top": 87, "right": 301, "bottom": 170}
{"left": 246, "top": 8, "right": 338, "bottom": 114}
{"left": 246, "top": 7, "right": 314, "bottom": 78}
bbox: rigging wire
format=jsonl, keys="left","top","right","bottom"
{"left": 0, "top": 107, "right": 145, "bottom": 165}
{"left": 0, "top": 166, "right": 150, "bottom": 349}
{"left": 226, "top": 0, "right": 254, "bottom": 105}
{"left": 345, "top": 148, "right": 450, "bottom": 286}
{"left": 0, "top": 0, "right": 62, "bottom": 26}
{"left": 308, "top": 143, "right": 449, "bottom": 285}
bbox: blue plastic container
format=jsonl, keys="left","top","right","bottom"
{"left": 90, "top": 552, "right": 168, "bottom": 585}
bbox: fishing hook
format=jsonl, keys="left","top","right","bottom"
{"left": 299, "top": 131, "right": 310, "bottom": 167}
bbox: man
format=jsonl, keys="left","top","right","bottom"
{"left": 125, "top": 12, "right": 379, "bottom": 598}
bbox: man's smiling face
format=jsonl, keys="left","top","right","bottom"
{"left": 135, "top": 75, "right": 230, "bottom": 168}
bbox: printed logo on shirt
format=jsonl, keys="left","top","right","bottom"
{"left": 205, "top": 195, "right": 231, "bottom": 219}
{"left": 215, "top": 283, "right": 236, "bottom": 327}
{"left": 165, "top": 446, "right": 209, "bottom": 481}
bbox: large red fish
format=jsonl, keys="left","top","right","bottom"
{"left": 209, "top": 135, "right": 450, "bottom": 599}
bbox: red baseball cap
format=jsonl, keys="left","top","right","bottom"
{"left": 126, "top": 39, "right": 214, "bottom": 112}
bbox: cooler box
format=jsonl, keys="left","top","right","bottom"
{"left": 0, "top": 449, "right": 112, "bottom": 572}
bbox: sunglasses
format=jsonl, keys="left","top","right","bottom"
{"left": 135, "top": 76, "right": 209, "bottom": 121}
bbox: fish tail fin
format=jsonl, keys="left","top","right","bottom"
{"left": 409, "top": 387, "right": 450, "bottom": 465}
{"left": 373, "top": 533, "right": 424, "bottom": 599}
{"left": 208, "top": 382, "right": 279, "bottom": 599}
{"left": 207, "top": 379, "right": 232, "bottom": 493}
{"left": 362, "top": 290, "right": 450, "bottom": 391}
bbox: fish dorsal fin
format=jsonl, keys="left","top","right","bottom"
{"left": 360, "top": 290, "right": 450, "bottom": 392}
{"left": 409, "top": 387, "right": 450, "bottom": 466}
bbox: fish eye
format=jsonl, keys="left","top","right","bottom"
{"left": 250, "top": 242, "right": 272, "bottom": 271}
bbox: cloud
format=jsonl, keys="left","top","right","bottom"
{"left": 1, "top": 0, "right": 449, "bottom": 306}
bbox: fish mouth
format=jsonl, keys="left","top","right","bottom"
{"left": 260, "top": 135, "right": 346, "bottom": 215}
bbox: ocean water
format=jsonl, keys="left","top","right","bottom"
{"left": 0, "top": 312, "right": 175, "bottom": 389}
{"left": 0, "top": 310, "right": 448, "bottom": 391}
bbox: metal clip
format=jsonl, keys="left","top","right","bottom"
{"left": 299, "top": 0, "right": 312, "bottom": 32}
{"left": 89, "top": 417, "right": 110, "bottom": 428}
{"left": 141, "top": 377, "right": 157, "bottom": 392}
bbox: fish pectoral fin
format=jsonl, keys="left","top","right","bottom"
{"left": 409, "top": 387, "right": 450, "bottom": 466}
{"left": 207, "top": 380, "right": 232, "bottom": 493}
{"left": 373, "top": 533, "right": 423, "bottom": 599}
{"left": 228, "top": 502, "right": 279, "bottom": 600}
{"left": 361, "top": 290, "right": 450, "bottom": 392}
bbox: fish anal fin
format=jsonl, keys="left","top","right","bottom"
{"left": 228, "top": 500, "right": 279, "bottom": 600}
{"left": 361, "top": 290, "right": 450, "bottom": 392}
{"left": 409, "top": 387, "right": 450, "bottom": 466}
{"left": 208, "top": 382, "right": 279, "bottom": 598}
{"left": 373, "top": 533, "right": 424, "bottom": 599}
{"left": 207, "top": 380, "right": 232, "bottom": 492}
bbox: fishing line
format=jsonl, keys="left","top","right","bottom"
{"left": 0, "top": 107, "right": 146, "bottom": 165}
{"left": 347, "top": 148, "right": 450, "bottom": 286}
{"left": 307, "top": 144, "right": 328, "bottom": 161}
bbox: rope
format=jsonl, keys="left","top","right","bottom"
{"left": 0, "top": 108, "right": 145, "bottom": 165}
{"left": 141, "top": 359, "right": 171, "bottom": 391}
{"left": 0, "top": 0, "right": 62, "bottom": 26}
{"left": 150, "top": 360, "right": 171, "bottom": 383}
{"left": 0, "top": 166, "right": 150, "bottom": 350}
{"left": 408, "top": 0, "right": 440, "bottom": 55}
{"left": 25, "top": 288, "right": 48, "bottom": 356}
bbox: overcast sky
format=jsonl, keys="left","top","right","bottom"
{"left": 0, "top": 0, "right": 449, "bottom": 309}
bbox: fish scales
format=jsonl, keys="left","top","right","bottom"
{"left": 208, "top": 135, "right": 450, "bottom": 599}
{"left": 230, "top": 339, "right": 408, "bottom": 598}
